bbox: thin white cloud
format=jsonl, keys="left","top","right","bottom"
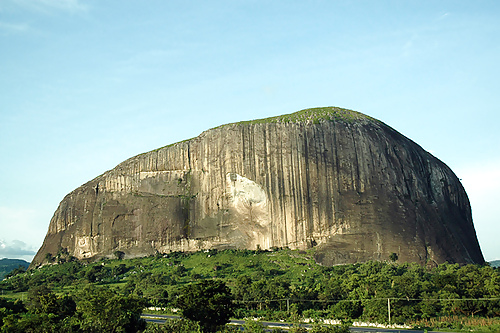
{"left": 38, "top": 0, "right": 87, "bottom": 12}
{"left": 8, "top": 0, "right": 88, "bottom": 14}
{"left": 438, "top": 12, "right": 451, "bottom": 21}
{"left": 0, "top": 21, "right": 29, "bottom": 32}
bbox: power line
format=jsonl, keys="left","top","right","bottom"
{"left": 234, "top": 297, "right": 500, "bottom": 303}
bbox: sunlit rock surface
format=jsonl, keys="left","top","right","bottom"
{"left": 32, "top": 107, "right": 484, "bottom": 266}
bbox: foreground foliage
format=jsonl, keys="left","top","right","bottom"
{"left": 175, "top": 280, "right": 235, "bottom": 332}
{"left": 143, "top": 320, "right": 350, "bottom": 333}
{"left": 1, "top": 248, "right": 499, "bottom": 331}
{"left": 0, "top": 284, "right": 146, "bottom": 332}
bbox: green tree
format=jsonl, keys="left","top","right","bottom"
{"left": 27, "top": 285, "right": 56, "bottom": 314}
{"left": 4, "top": 266, "right": 26, "bottom": 279}
{"left": 111, "top": 263, "right": 128, "bottom": 276}
{"left": 176, "top": 279, "right": 235, "bottom": 332}
{"left": 76, "top": 284, "right": 146, "bottom": 333}
{"left": 329, "top": 300, "right": 362, "bottom": 319}
{"left": 232, "top": 275, "right": 253, "bottom": 304}
{"left": 114, "top": 250, "right": 125, "bottom": 260}
{"left": 0, "top": 298, "right": 26, "bottom": 328}
{"left": 2, "top": 286, "right": 77, "bottom": 333}
{"left": 142, "top": 286, "right": 169, "bottom": 307}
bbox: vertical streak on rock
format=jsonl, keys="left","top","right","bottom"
{"left": 311, "top": 125, "right": 319, "bottom": 240}
{"left": 277, "top": 124, "right": 286, "bottom": 247}
{"left": 301, "top": 124, "right": 309, "bottom": 243}
{"left": 320, "top": 122, "right": 331, "bottom": 237}
{"left": 262, "top": 125, "right": 274, "bottom": 247}
{"left": 287, "top": 126, "right": 294, "bottom": 246}
{"left": 302, "top": 124, "right": 312, "bottom": 246}
{"left": 294, "top": 124, "right": 304, "bottom": 245}
{"left": 311, "top": 125, "right": 321, "bottom": 238}
{"left": 154, "top": 150, "right": 158, "bottom": 172}
{"left": 280, "top": 125, "right": 289, "bottom": 244}
{"left": 277, "top": 125, "right": 288, "bottom": 247}
{"left": 350, "top": 126, "right": 362, "bottom": 235}
{"left": 290, "top": 125, "right": 300, "bottom": 246}
{"left": 187, "top": 141, "right": 192, "bottom": 172}
{"left": 291, "top": 126, "right": 299, "bottom": 245}
{"left": 330, "top": 122, "right": 340, "bottom": 231}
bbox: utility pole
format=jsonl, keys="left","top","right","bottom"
{"left": 287, "top": 298, "right": 290, "bottom": 313}
{"left": 387, "top": 298, "right": 391, "bottom": 324}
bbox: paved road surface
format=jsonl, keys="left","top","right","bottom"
{"left": 141, "top": 313, "right": 442, "bottom": 332}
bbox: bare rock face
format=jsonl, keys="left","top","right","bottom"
{"left": 32, "top": 107, "right": 484, "bottom": 266}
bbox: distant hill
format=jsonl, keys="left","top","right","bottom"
{"left": 490, "top": 260, "right": 500, "bottom": 268}
{"left": 0, "top": 258, "right": 30, "bottom": 280}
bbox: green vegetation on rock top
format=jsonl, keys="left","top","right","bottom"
{"left": 130, "top": 107, "right": 376, "bottom": 159}
{"left": 222, "top": 106, "right": 374, "bottom": 127}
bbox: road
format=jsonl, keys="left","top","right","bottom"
{"left": 141, "top": 313, "right": 441, "bottom": 332}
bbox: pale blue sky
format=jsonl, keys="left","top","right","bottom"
{"left": 1, "top": 0, "right": 498, "bottom": 262}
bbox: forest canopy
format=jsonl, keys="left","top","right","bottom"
{"left": 1, "top": 248, "right": 499, "bottom": 332}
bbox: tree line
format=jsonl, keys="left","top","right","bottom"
{"left": 1, "top": 248, "right": 499, "bottom": 332}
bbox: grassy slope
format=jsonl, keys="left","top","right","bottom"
{"left": 10, "top": 250, "right": 500, "bottom": 297}
{"left": 112, "top": 248, "right": 325, "bottom": 289}
{"left": 1, "top": 248, "right": 326, "bottom": 298}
